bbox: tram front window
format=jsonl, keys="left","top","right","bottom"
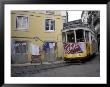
{"left": 76, "top": 29, "right": 84, "bottom": 42}
{"left": 67, "top": 33, "right": 75, "bottom": 43}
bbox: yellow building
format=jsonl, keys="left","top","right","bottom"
{"left": 11, "top": 10, "right": 67, "bottom": 64}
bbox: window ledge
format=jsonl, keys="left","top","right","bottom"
{"left": 44, "top": 30, "right": 55, "bottom": 32}
{"left": 14, "top": 29, "right": 29, "bottom": 32}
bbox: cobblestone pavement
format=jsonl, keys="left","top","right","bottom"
{"left": 18, "top": 54, "right": 100, "bottom": 77}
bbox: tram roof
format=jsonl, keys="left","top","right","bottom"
{"left": 62, "top": 19, "right": 96, "bottom": 34}
{"left": 63, "top": 19, "right": 87, "bottom": 29}
{"left": 62, "top": 27, "right": 89, "bottom": 32}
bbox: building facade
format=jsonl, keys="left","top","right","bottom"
{"left": 11, "top": 10, "right": 67, "bottom": 64}
{"left": 81, "top": 11, "right": 100, "bottom": 52}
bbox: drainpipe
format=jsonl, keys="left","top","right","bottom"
{"left": 57, "top": 33, "right": 60, "bottom": 60}
{"left": 57, "top": 33, "right": 63, "bottom": 61}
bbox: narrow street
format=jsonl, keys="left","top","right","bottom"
{"left": 11, "top": 10, "right": 100, "bottom": 78}
{"left": 24, "top": 54, "right": 100, "bottom": 77}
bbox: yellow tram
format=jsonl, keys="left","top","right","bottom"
{"left": 62, "top": 21, "right": 98, "bottom": 61}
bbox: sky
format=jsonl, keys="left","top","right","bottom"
{"left": 67, "top": 11, "right": 82, "bottom": 22}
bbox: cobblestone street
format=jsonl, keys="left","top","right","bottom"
{"left": 12, "top": 54, "right": 100, "bottom": 77}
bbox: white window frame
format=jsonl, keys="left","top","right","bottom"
{"left": 14, "top": 15, "right": 29, "bottom": 31}
{"left": 45, "top": 18, "right": 55, "bottom": 32}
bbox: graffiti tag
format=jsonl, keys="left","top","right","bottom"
{"left": 63, "top": 43, "right": 83, "bottom": 54}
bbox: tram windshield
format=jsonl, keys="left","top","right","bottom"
{"left": 67, "top": 31, "right": 75, "bottom": 43}
{"left": 76, "top": 29, "right": 84, "bottom": 42}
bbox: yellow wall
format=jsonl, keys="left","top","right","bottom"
{"left": 11, "top": 11, "right": 63, "bottom": 62}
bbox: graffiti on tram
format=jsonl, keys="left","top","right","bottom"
{"left": 63, "top": 43, "right": 84, "bottom": 54}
